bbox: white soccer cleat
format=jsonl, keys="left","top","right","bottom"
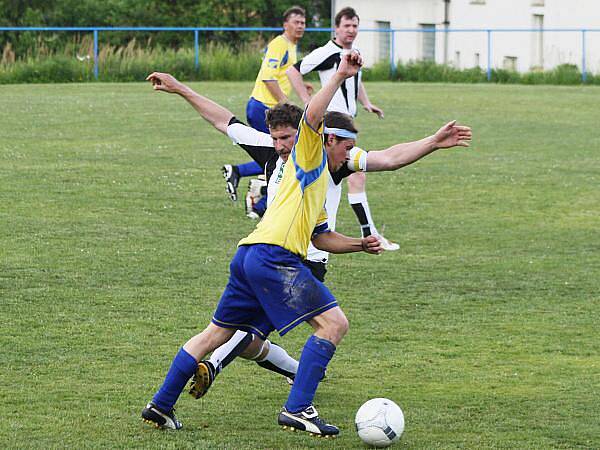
{"left": 376, "top": 234, "right": 400, "bottom": 251}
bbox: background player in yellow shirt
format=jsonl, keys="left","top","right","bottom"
{"left": 222, "top": 5, "right": 310, "bottom": 211}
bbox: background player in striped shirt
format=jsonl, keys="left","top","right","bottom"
{"left": 287, "top": 7, "right": 399, "bottom": 250}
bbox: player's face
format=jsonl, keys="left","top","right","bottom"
{"left": 284, "top": 14, "right": 306, "bottom": 42}
{"left": 335, "top": 16, "right": 359, "bottom": 48}
{"left": 270, "top": 125, "right": 297, "bottom": 162}
{"left": 326, "top": 136, "right": 356, "bottom": 171}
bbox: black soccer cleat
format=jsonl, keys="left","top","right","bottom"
{"left": 189, "top": 360, "right": 216, "bottom": 399}
{"left": 278, "top": 405, "right": 339, "bottom": 437}
{"left": 141, "top": 402, "right": 182, "bottom": 430}
{"left": 222, "top": 164, "right": 240, "bottom": 201}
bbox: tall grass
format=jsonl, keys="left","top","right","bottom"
{"left": 0, "top": 36, "right": 262, "bottom": 83}
{"left": 1, "top": 36, "right": 598, "bottom": 84}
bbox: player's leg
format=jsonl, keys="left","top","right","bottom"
{"left": 347, "top": 171, "right": 399, "bottom": 251}
{"left": 221, "top": 97, "right": 269, "bottom": 201}
{"left": 142, "top": 323, "right": 235, "bottom": 429}
{"left": 192, "top": 331, "right": 300, "bottom": 399}
{"left": 143, "top": 245, "right": 270, "bottom": 430}
{"left": 278, "top": 306, "right": 348, "bottom": 436}
{"left": 242, "top": 244, "right": 341, "bottom": 436}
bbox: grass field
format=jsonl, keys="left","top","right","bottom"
{"left": 1, "top": 81, "right": 599, "bottom": 449}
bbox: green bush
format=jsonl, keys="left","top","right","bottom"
{"left": 1, "top": 46, "right": 599, "bottom": 85}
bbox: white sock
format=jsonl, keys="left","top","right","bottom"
{"left": 348, "top": 191, "right": 378, "bottom": 237}
{"left": 257, "top": 342, "right": 298, "bottom": 377}
{"left": 209, "top": 330, "right": 252, "bottom": 374}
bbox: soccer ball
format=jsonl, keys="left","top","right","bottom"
{"left": 355, "top": 398, "right": 405, "bottom": 447}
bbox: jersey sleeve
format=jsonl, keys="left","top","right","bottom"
{"left": 226, "top": 117, "right": 277, "bottom": 168}
{"left": 296, "top": 46, "right": 339, "bottom": 75}
{"left": 346, "top": 146, "right": 368, "bottom": 172}
{"left": 260, "top": 37, "right": 286, "bottom": 81}
{"left": 312, "top": 208, "right": 329, "bottom": 238}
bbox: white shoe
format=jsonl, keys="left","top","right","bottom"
{"left": 376, "top": 234, "right": 399, "bottom": 251}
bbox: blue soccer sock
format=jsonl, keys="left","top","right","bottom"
{"left": 237, "top": 161, "right": 262, "bottom": 177}
{"left": 152, "top": 348, "right": 198, "bottom": 412}
{"left": 285, "top": 335, "right": 336, "bottom": 413}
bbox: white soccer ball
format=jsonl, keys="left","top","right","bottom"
{"left": 355, "top": 398, "right": 405, "bottom": 448}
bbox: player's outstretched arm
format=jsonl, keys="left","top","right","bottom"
{"left": 146, "top": 72, "right": 233, "bottom": 134}
{"left": 305, "top": 51, "right": 363, "bottom": 130}
{"left": 312, "top": 232, "right": 383, "bottom": 255}
{"left": 286, "top": 65, "right": 312, "bottom": 105}
{"left": 365, "top": 121, "right": 472, "bottom": 172}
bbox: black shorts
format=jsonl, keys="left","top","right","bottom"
{"left": 302, "top": 259, "right": 327, "bottom": 282}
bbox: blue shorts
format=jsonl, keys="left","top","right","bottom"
{"left": 212, "top": 244, "right": 338, "bottom": 339}
{"left": 246, "top": 97, "right": 270, "bottom": 134}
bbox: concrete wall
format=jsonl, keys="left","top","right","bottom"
{"left": 335, "top": 0, "right": 600, "bottom": 72}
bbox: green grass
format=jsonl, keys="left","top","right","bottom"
{"left": 1, "top": 82, "right": 599, "bottom": 449}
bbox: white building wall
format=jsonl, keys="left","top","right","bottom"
{"left": 335, "top": 0, "right": 600, "bottom": 73}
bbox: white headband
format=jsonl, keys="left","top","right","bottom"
{"left": 323, "top": 127, "right": 357, "bottom": 140}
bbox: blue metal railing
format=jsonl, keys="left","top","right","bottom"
{"left": 1, "top": 26, "right": 599, "bottom": 82}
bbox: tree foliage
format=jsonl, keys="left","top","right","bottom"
{"left": 0, "top": 0, "right": 331, "bottom": 56}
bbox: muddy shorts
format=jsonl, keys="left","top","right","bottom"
{"left": 212, "top": 244, "right": 337, "bottom": 338}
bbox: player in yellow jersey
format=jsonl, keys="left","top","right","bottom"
{"left": 222, "top": 6, "right": 310, "bottom": 210}
{"left": 142, "top": 51, "right": 381, "bottom": 436}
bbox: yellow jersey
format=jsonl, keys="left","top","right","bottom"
{"left": 239, "top": 114, "right": 329, "bottom": 259}
{"left": 250, "top": 35, "right": 297, "bottom": 107}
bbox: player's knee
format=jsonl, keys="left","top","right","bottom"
{"left": 323, "top": 311, "right": 349, "bottom": 343}
{"left": 347, "top": 171, "right": 366, "bottom": 191}
{"left": 241, "top": 336, "right": 267, "bottom": 360}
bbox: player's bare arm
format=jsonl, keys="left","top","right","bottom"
{"left": 286, "top": 65, "right": 312, "bottom": 105}
{"left": 312, "top": 232, "right": 383, "bottom": 255}
{"left": 357, "top": 83, "right": 384, "bottom": 118}
{"left": 146, "top": 72, "right": 233, "bottom": 134}
{"left": 263, "top": 79, "right": 288, "bottom": 103}
{"left": 365, "top": 121, "right": 472, "bottom": 171}
{"left": 305, "top": 51, "right": 363, "bottom": 130}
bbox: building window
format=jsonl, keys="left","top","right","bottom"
{"left": 503, "top": 56, "right": 518, "bottom": 71}
{"left": 420, "top": 24, "right": 436, "bottom": 61}
{"left": 376, "top": 21, "right": 391, "bottom": 62}
{"left": 474, "top": 52, "right": 480, "bottom": 67}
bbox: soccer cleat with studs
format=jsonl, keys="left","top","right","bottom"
{"left": 278, "top": 405, "right": 339, "bottom": 437}
{"left": 141, "top": 402, "right": 182, "bottom": 430}
{"left": 189, "top": 360, "right": 216, "bottom": 399}
{"left": 222, "top": 164, "right": 240, "bottom": 201}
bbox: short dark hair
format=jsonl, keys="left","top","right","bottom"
{"left": 265, "top": 103, "right": 303, "bottom": 130}
{"left": 335, "top": 7, "right": 359, "bottom": 27}
{"left": 283, "top": 6, "right": 306, "bottom": 22}
{"left": 324, "top": 111, "right": 358, "bottom": 140}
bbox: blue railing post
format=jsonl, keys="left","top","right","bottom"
{"left": 390, "top": 30, "right": 396, "bottom": 76}
{"left": 486, "top": 29, "right": 492, "bottom": 81}
{"left": 194, "top": 30, "right": 199, "bottom": 72}
{"left": 93, "top": 29, "right": 98, "bottom": 80}
{"left": 581, "top": 30, "right": 587, "bottom": 83}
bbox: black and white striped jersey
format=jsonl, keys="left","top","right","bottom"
{"left": 294, "top": 40, "right": 362, "bottom": 117}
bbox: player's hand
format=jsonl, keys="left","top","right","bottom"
{"left": 433, "top": 120, "right": 472, "bottom": 149}
{"left": 361, "top": 235, "right": 384, "bottom": 255}
{"left": 364, "top": 103, "right": 384, "bottom": 119}
{"left": 337, "top": 50, "right": 363, "bottom": 79}
{"left": 146, "top": 72, "right": 184, "bottom": 94}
